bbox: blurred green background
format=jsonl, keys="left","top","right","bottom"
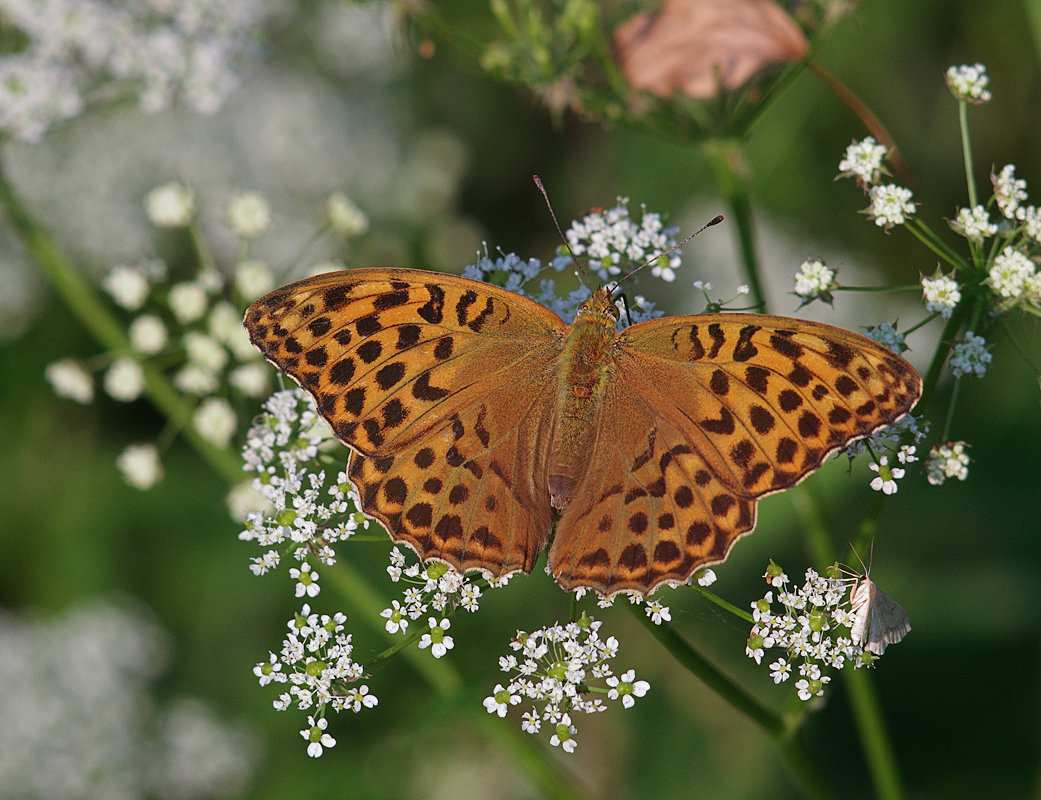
{"left": 1, "top": 1, "right": 1039, "bottom": 798}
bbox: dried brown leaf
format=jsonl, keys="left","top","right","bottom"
{"left": 614, "top": 0, "right": 808, "bottom": 99}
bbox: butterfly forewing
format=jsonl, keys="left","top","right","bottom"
{"left": 245, "top": 269, "right": 566, "bottom": 457}
{"left": 616, "top": 313, "right": 922, "bottom": 495}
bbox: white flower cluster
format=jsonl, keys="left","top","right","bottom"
{"left": 241, "top": 390, "right": 385, "bottom": 757}
{"left": 255, "top": 603, "right": 377, "bottom": 757}
{"left": 0, "top": 599, "right": 255, "bottom": 797}
{"left": 993, "top": 164, "right": 1029, "bottom": 219}
{"left": 485, "top": 615, "right": 649, "bottom": 753}
{"left": 950, "top": 204, "right": 997, "bottom": 244}
{"left": 326, "top": 192, "right": 371, "bottom": 238}
{"left": 381, "top": 549, "right": 494, "bottom": 636}
{"left": 920, "top": 271, "right": 961, "bottom": 319}
{"left": 747, "top": 563, "right": 885, "bottom": 698}
{"left": 835, "top": 137, "right": 916, "bottom": 228}
{"left": 926, "top": 441, "right": 970, "bottom": 485}
{"left": 565, "top": 198, "right": 681, "bottom": 282}
{"left": 844, "top": 415, "right": 927, "bottom": 462}
{"left": 240, "top": 388, "right": 369, "bottom": 577}
{"left": 865, "top": 320, "right": 906, "bottom": 353}
{"left": 867, "top": 184, "right": 916, "bottom": 229}
{"left": 837, "top": 136, "right": 889, "bottom": 187}
{"left": 0, "top": 0, "right": 269, "bottom": 142}
{"left": 835, "top": 68, "right": 1039, "bottom": 468}
{"left": 792, "top": 258, "right": 836, "bottom": 302}
{"left": 945, "top": 63, "right": 992, "bottom": 104}
{"left": 987, "top": 246, "right": 1041, "bottom": 304}
{"left": 868, "top": 453, "right": 911, "bottom": 495}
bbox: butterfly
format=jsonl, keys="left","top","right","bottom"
{"left": 244, "top": 267, "right": 922, "bottom": 596}
{"left": 849, "top": 573, "right": 911, "bottom": 655}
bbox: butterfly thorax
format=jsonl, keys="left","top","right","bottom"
{"left": 547, "top": 288, "right": 620, "bottom": 510}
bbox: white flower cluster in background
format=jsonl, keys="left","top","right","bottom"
{"left": 43, "top": 183, "right": 370, "bottom": 491}
{"left": 44, "top": 184, "right": 278, "bottom": 489}
{"left": 0, "top": 0, "right": 270, "bottom": 142}
{"left": 925, "top": 441, "right": 971, "bottom": 485}
{"left": 945, "top": 63, "right": 992, "bottom": 104}
{"left": 792, "top": 258, "right": 836, "bottom": 303}
{"left": 0, "top": 598, "right": 255, "bottom": 798}
{"left": 564, "top": 198, "right": 682, "bottom": 282}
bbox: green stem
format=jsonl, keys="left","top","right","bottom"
{"left": 918, "top": 300, "right": 971, "bottom": 410}
{"left": 807, "top": 59, "right": 909, "bottom": 183}
{"left": 837, "top": 284, "right": 921, "bottom": 293}
{"left": 323, "top": 560, "right": 460, "bottom": 695}
{"left": 849, "top": 491, "right": 885, "bottom": 562}
{"left": 277, "top": 223, "right": 331, "bottom": 284}
{"left": 937, "top": 300, "right": 984, "bottom": 441}
{"left": 633, "top": 608, "right": 837, "bottom": 800}
{"left": 958, "top": 102, "right": 978, "bottom": 209}
{"left": 700, "top": 133, "right": 910, "bottom": 800}
{"left": 999, "top": 317, "right": 1041, "bottom": 374}
{"left": 940, "top": 376, "right": 963, "bottom": 442}
{"left": 189, "top": 221, "right": 219, "bottom": 273}
{"left": 693, "top": 586, "right": 753, "bottom": 623}
{"left": 845, "top": 668, "right": 906, "bottom": 800}
{"left": 793, "top": 480, "right": 907, "bottom": 800}
{"left": 789, "top": 480, "right": 835, "bottom": 569}
{"left": 905, "top": 220, "right": 965, "bottom": 270}
{"left": 704, "top": 140, "right": 768, "bottom": 312}
{"left": 0, "top": 159, "right": 242, "bottom": 482}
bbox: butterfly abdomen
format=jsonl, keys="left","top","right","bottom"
{"left": 547, "top": 294, "right": 618, "bottom": 510}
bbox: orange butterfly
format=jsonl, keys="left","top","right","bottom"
{"left": 244, "top": 268, "right": 921, "bottom": 596}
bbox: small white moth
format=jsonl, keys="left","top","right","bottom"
{"left": 848, "top": 572, "right": 910, "bottom": 656}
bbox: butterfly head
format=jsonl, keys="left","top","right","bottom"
{"left": 576, "top": 286, "right": 621, "bottom": 322}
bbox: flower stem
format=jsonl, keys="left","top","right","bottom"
{"left": 704, "top": 140, "right": 767, "bottom": 311}
{"left": 958, "top": 101, "right": 978, "bottom": 209}
{"left": 844, "top": 668, "right": 907, "bottom": 800}
{"left": 632, "top": 608, "right": 837, "bottom": 800}
{"left": 789, "top": 466, "right": 909, "bottom": 800}
{"left": 693, "top": 586, "right": 753, "bottom": 623}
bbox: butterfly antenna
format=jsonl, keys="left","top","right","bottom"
{"left": 610, "top": 214, "right": 725, "bottom": 296}
{"left": 533, "top": 174, "right": 591, "bottom": 289}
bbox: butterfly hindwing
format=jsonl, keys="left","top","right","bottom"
{"left": 550, "top": 381, "right": 754, "bottom": 593}
{"left": 347, "top": 357, "right": 559, "bottom": 577}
